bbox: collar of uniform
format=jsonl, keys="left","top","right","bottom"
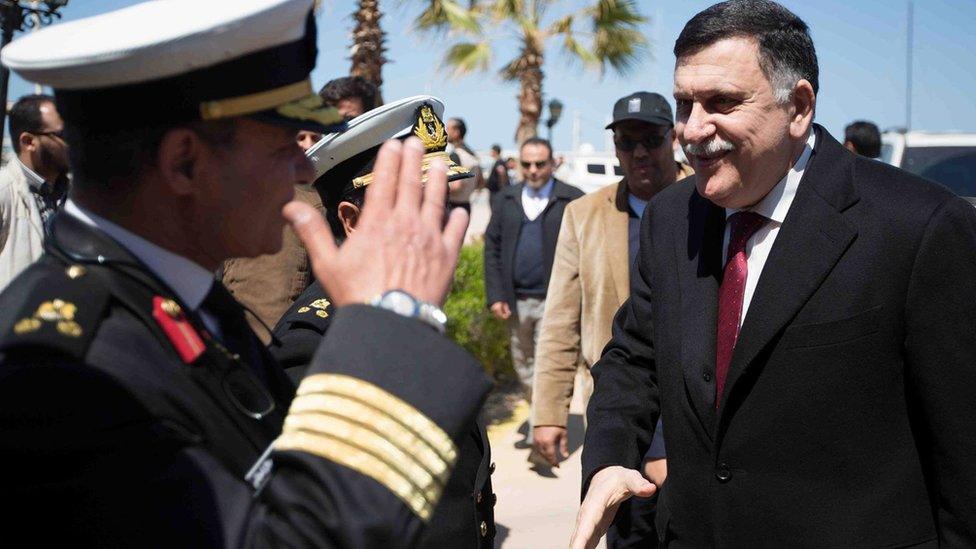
{"left": 16, "top": 157, "right": 47, "bottom": 192}
{"left": 726, "top": 129, "right": 817, "bottom": 223}
{"left": 63, "top": 199, "right": 214, "bottom": 312}
{"left": 523, "top": 177, "right": 555, "bottom": 200}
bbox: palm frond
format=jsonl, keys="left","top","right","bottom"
{"left": 414, "top": 0, "right": 482, "bottom": 35}
{"left": 442, "top": 41, "right": 493, "bottom": 77}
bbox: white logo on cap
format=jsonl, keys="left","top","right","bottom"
{"left": 628, "top": 98, "right": 642, "bottom": 113}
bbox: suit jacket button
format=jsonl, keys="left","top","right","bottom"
{"left": 476, "top": 492, "right": 483, "bottom": 504}
{"left": 702, "top": 371, "right": 712, "bottom": 382}
{"left": 715, "top": 463, "right": 732, "bottom": 483}
{"left": 480, "top": 520, "right": 488, "bottom": 537}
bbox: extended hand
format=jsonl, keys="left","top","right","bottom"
{"left": 285, "top": 137, "right": 469, "bottom": 308}
{"left": 533, "top": 425, "right": 569, "bottom": 467}
{"left": 569, "top": 466, "right": 656, "bottom": 549}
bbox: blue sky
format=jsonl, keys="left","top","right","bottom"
{"left": 6, "top": 0, "right": 976, "bottom": 152}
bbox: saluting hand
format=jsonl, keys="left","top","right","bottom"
{"left": 569, "top": 466, "right": 656, "bottom": 549}
{"left": 284, "top": 137, "right": 469, "bottom": 308}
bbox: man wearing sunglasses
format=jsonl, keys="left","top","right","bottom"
{"left": 531, "top": 91, "right": 690, "bottom": 546}
{"left": 0, "top": 94, "right": 70, "bottom": 291}
{"left": 484, "top": 137, "right": 584, "bottom": 412}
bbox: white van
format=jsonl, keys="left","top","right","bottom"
{"left": 554, "top": 153, "right": 622, "bottom": 194}
{"left": 881, "top": 131, "right": 976, "bottom": 203}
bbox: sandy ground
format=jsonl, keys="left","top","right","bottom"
{"left": 487, "top": 373, "right": 606, "bottom": 549}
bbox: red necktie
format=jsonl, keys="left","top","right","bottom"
{"left": 715, "top": 211, "right": 768, "bottom": 408}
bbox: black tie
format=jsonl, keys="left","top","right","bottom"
{"left": 200, "top": 282, "right": 268, "bottom": 384}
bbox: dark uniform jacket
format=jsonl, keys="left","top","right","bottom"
{"left": 0, "top": 213, "right": 492, "bottom": 547}
{"left": 272, "top": 280, "right": 497, "bottom": 548}
{"left": 483, "top": 179, "right": 584, "bottom": 311}
{"left": 583, "top": 126, "right": 976, "bottom": 547}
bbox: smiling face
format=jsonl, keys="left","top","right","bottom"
{"left": 673, "top": 37, "right": 812, "bottom": 209}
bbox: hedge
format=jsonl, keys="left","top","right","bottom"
{"left": 444, "top": 242, "right": 515, "bottom": 380}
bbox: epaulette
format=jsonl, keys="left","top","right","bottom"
{"left": 281, "top": 296, "right": 334, "bottom": 335}
{"left": 0, "top": 261, "right": 111, "bottom": 359}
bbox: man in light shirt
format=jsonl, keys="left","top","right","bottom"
{"left": 0, "top": 94, "right": 69, "bottom": 290}
{"left": 573, "top": 0, "right": 976, "bottom": 547}
{"left": 484, "top": 137, "right": 583, "bottom": 408}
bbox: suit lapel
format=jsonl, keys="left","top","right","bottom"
{"left": 678, "top": 188, "right": 726, "bottom": 436}
{"left": 717, "top": 128, "right": 860, "bottom": 425}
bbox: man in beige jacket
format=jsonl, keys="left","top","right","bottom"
{"left": 0, "top": 95, "right": 69, "bottom": 291}
{"left": 531, "top": 92, "right": 692, "bottom": 545}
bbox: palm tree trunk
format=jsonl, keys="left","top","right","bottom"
{"left": 349, "top": 0, "right": 386, "bottom": 105}
{"left": 515, "top": 44, "right": 543, "bottom": 145}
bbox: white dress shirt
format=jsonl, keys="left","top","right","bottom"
{"left": 64, "top": 200, "right": 221, "bottom": 336}
{"left": 723, "top": 130, "right": 816, "bottom": 326}
{"left": 521, "top": 178, "right": 554, "bottom": 221}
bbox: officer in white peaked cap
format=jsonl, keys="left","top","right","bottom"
{"left": 0, "top": 1, "right": 491, "bottom": 546}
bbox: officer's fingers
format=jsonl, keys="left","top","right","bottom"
{"left": 441, "top": 206, "right": 469, "bottom": 260}
{"left": 560, "top": 431, "right": 570, "bottom": 459}
{"left": 361, "top": 139, "right": 401, "bottom": 225}
{"left": 394, "top": 137, "right": 425, "bottom": 216}
{"left": 421, "top": 158, "right": 448, "bottom": 230}
{"left": 284, "top": 201, "right": 337, "bottom": 274}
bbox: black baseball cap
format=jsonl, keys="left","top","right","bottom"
{"left": 606, "top": 91, "right": 674, "bottom": 130}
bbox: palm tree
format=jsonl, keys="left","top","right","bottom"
{"left": 414, "top": 0, "right": 647, "bottom": 144}
{"left": 349, "top": 0, "right": 387, "bottom": 104}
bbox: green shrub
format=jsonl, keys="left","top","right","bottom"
{"left": 445, "top": 242, "right": 514, "bottom": 380}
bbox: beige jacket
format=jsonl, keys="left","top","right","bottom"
{"left": 0, "top": 160, "right": 45, "bottom": 291}
{"left": 531, "top": 181, "right": 632, "bottom": 427}
{"left": 222, "top": 185, "right": 321, "bottom": 342}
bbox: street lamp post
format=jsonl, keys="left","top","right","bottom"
{"left": 0, "top": 0, "right": 68, "bottom": 153}
{"left": 545, "top": 98, "right": 564, "bottom": 145}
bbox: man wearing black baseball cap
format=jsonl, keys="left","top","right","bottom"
{"left": 532, "top": 90, "right": 690, "bottom": 547}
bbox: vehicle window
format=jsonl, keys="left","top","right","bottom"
{"left": 880, "top": 144, "right": 895, "bottom": 166}
{"left": 613, "top": 165, "right": 624, "bottom": 176}
{"left": 902, "top": 147, "right": 976, "bottom": 197}
{"left": 586, "top": 163, "right": 606, "bottom": 175}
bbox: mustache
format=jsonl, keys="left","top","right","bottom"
{"left": 683, "top": 137, "right": 736, "bottom": 158}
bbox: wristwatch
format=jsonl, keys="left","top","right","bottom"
{"left": 369, "top": 290, "right": 447, "bottom": 334}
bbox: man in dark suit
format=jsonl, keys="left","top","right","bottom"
{"left": 572, "top": 1, "right": 976, "bottom": 547}
{"left": 484, "top": 137, "right": 584, "bottom": 402}
{"left": 271, "top": 96, "right": 497, "bottom": 548}
{"left": 0, "top": 1, "right": 490, "bottom": 546}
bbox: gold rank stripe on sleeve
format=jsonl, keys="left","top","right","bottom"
{"left": 274, "top": 373, "right": 458, "bottom": 521}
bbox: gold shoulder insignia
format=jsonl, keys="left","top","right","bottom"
{"left": 413, "top": 103, "right": 448, "bottom": 151}
{"left": 13, "top": 299, "right": 82, "bottom": 338}
{"left": 298, "top": 297, "right": 331, "bottom": 319}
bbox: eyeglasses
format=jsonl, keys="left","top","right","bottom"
{"left": 520, "top": 160, "right": 549, "bottom": 169}
{"left": 614, "top": 133, "right": 668, "bottom": 153}
{"left": 34, "top": 130, "right": 65, "bottom": 140}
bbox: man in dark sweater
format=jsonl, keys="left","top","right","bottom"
{"left": 484, "top": 138, "right": 584, "bottom": 404}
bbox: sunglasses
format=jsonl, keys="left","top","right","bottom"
{"left": 520, "top": 160, "right": 550, "bottom": 169}
{"left": 614, "top": 133, "right": 668, "bottom": 153}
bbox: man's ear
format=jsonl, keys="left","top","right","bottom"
{"left": 18, "top": 132, "right": 36, "bottom": 154}
{"left": 337, "top": 201, "right": 361, "bottom": 237}
{"left": 156, "top": 128, "right": 205, "bottom": 195}
{"left": 789, "top": 79, "right": 816, "bottom": 140}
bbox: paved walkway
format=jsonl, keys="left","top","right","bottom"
{"left": 488, "top": 374, "right": 606, "bottom": 549}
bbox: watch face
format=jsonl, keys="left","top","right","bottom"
{"left": 383, "top": 291, "right": 418, "bottom": 317}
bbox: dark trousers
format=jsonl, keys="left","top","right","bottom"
{"left": 607, "top": 493, "right": 658, "bottom": 548}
